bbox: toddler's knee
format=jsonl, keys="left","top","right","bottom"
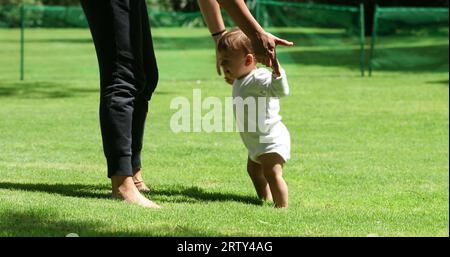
{"left": 263, "top": 167, "right": 282, "bottom": 181}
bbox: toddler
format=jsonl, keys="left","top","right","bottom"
{"left": 217, "top": 28, "right": 291, "bottom": 208}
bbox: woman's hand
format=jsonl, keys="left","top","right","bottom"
{"left": 213, "top": 32, "right": 226, "bottom": 76}
{"left": 214, "top": 38, "right": 222, "bottom": 76}
{"left": 215, "top": 45, "right": 223, "bottom": 76}
{"left": 251, "top": 32, "right": 293, "bottom": 76}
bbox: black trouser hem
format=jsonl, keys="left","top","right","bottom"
{"left": 107, "top": 156, "right": 133, "bottom": 178}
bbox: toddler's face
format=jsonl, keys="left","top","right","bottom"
{"left": 219, "top": 50, "right": 249, "bottom": 84}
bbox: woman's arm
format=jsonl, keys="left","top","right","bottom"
{"left": 198, "top": 0, "right": 227, "bottom": 75}
{"left": 198, "top": 0, "right": 226, "bottom": 37}
{"left": 199, "top": 0, "right": 293, "bottom": 76}
{"left": 217, "top": 0, "right": 264, "bottom": 42}
{"left": 218, "top": 0, "right": 293, "bottom": 75}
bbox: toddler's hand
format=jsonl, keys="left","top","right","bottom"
{"left": 272, "top": 57, "right": 282, "bottom": 78}
{"left": 271, "top": 49, "right": 282, "bottom": 77}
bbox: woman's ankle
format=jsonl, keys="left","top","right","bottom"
{"left": 111, "top": 176, "right": 136, "bottom": 195}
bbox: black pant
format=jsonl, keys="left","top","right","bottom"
{"left": 81, "top": 0, "right": 158, "bottom": 178}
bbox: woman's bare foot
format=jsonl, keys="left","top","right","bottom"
{"left": 112, "top": 176, "right": 160, "bottom": 209}
{"left": 133, "top": 169, "right": 151, "bottom": 192}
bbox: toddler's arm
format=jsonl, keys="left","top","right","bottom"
{"left": 267, "top": 62, "right": 289, "bottom": 97}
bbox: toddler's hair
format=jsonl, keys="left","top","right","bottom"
{"left": 217, "top": 28, "right": 253, "bottom": 55}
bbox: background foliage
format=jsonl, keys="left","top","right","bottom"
{"left": 0, "top": 1, "right": 448, "bottom": 10}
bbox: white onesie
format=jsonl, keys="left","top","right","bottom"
{"left": 232, "top": 67, "right": 291, "bottom": 164}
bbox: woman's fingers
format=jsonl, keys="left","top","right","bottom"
{"left": 253, "top": 32, "right": 293, "bottom": 70}
{"left": 216, "top": 49, "right": 222, "bottom": 76}
{"left": 216, "top": 61, "right": 222, "bottom": 76}
{"left": 267, "top": 32, "right": 294, "bottom": 47}
{"left": 274, "top": 37, "right": 294, "bottom": 47}
{"left": 266, "top": 34, "right": 293, "bottom": 75}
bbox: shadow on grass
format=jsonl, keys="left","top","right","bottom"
{"left": 149, "top": 185, "right": 263, "bottom": 206}
{"left": 368, "top": 44, "right": 449, "bottom": 73}
{"left": 0, "top": 81, "right": 182, "bottom": 99}
{"left": 0, "top": 38, "right": 93, "bottom": 44}
{"left": 0, "top": 183, "right": 263, "bottom": 236}
{"left": 272, "top": 29, "right": 448, "bottom": 73}
{"left": 0, "top": 182, "right": 262, "bottom": 206}
{"left": 0, "top": 182, "right": 111, "bottom": 199}
{"left": 0, "top": 81, "right": 97, "bottom": 99}
{"left": 427, "top": 79, "right": 449, "bottom": 86}
{"left": 0, "top": 210, "right": 230, "bottom": 236}
{"left": 1, "top": 36, "right": 214, "bottom": 49}
{"left": 277, "top": 48, "right": 362, "bottom": 70}
{"left": 0, "top": 210, "right": 106, "bottom": 237}
{"left": 3, "top": 30, "right": 448, "bottom": 73}
{"left": 277, "top": 44, "right": 449, "bottom": 73}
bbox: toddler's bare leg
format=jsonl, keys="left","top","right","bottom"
{"left": 259, "top": 153, "right": 288, "bottom": 208}
{"left": 247, "top": 158, "right": 273, "bottom": 201}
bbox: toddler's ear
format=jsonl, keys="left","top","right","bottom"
{"left": 245, "top": 54, "right": 255, "bottom": 66}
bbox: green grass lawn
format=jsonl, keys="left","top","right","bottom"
{"left": 0, "top": 28, "right": 448, "bottom": 237}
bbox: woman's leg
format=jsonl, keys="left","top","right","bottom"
{"left": 259, "top": 153, "right": 288, "bottom": 208}
{"left": 247, "top": 157, "right": 273, "bottom": 201}
{"left": 80, "top": 0, "right": 159, "bottom": 208}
